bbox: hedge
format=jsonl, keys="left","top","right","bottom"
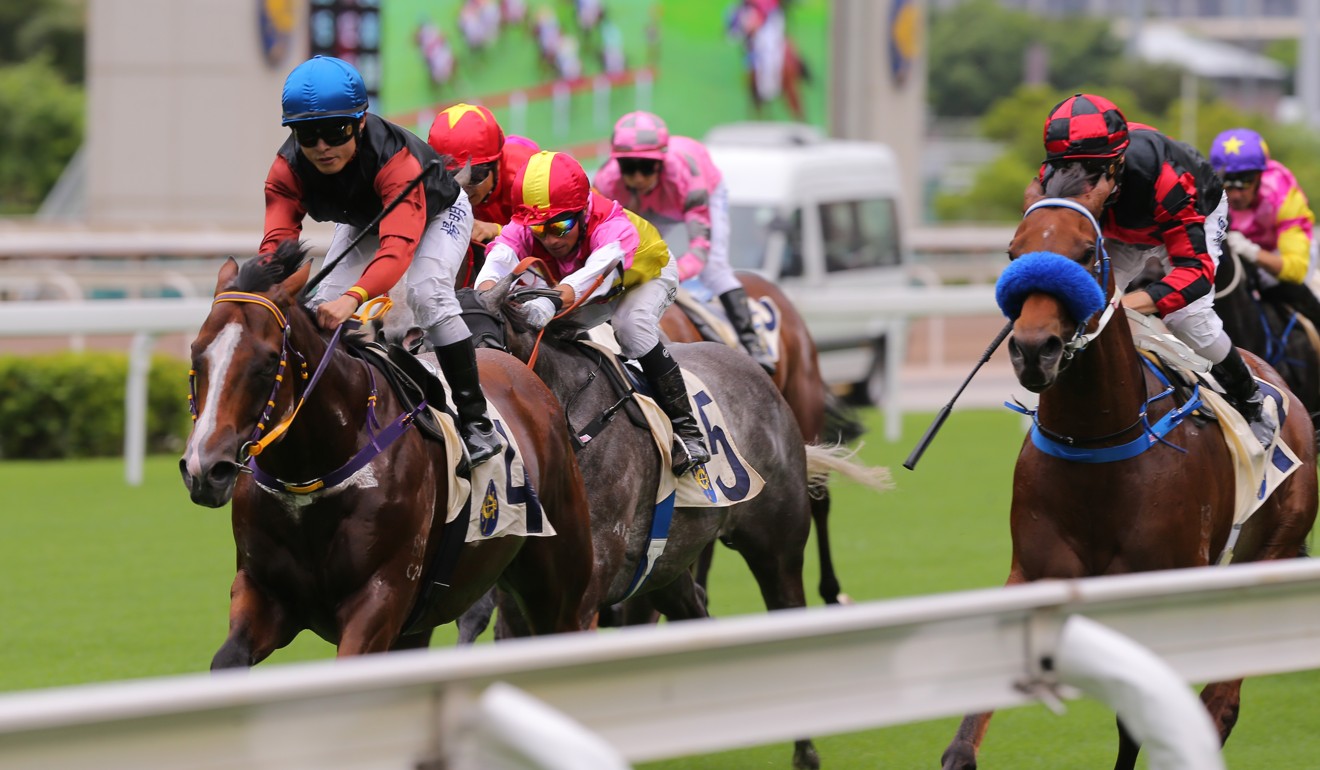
{"left": 0, "top": 352, "right": 191, "bottom": 460}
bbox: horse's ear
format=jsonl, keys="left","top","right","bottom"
{"left": 280, "top": 260, "right": 312, "bottom": 295}
{"left": 214, "top": 257, "right": 239, "bottom": 296}
{"left": 485, "top": 273, "right": 516, "bottom": 307}
{"left": 1023, "top": 177, "right": 1045, "bottom": 212}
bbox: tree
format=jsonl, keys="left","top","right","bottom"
{"left": 0, "top": 58, "right": 83, "bottom": 213}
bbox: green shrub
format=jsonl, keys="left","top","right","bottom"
{"left": 0, "top": 352, "right": 190, "bottom": 459}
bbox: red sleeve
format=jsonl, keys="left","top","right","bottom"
{"left": 353, "top": 149, "right": 430, "bottom": 298}
{"left": 1146, "top": 166, "right": 1215, "bottom": 316}
{"left": 260, "top": 155, "right": 306, "bottom": 255}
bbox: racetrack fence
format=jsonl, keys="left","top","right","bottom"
{"left": 0, "top": 559, "right": 1318, "bottom": 769}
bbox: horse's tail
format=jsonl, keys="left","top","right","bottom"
{"left": 822, "top": 390, "right": 867, "bottom": 445}
{"left": 804, "top": 442, "right": 892, "bottom": 499}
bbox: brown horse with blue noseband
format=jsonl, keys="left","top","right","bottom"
{"left": 179, "top": 241, "right": 595, "bottom": 666}
{"left": 940, "top": 175, "right": 1317, "bottom": 770}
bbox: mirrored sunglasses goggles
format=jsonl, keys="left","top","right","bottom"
{"left": 528, "top": 213, "right": 582, "bottom": 238}
{"left": 1221, "top": 173, "right": 1260, "bottom": 190}
{"left": 292, "top": 119, "right": 356, "bottom": 148}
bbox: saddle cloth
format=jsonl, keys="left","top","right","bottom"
{"left": 673, "top": 285, "right": 783, "bottom": 367}
{"left": 1128, "top": 311, "right": 1301, "bottom": 544}
{"left": 582, "top": 328, "right": 766, "bottom": 508}
{"left": 410, "top": 355, "right": 556, "bottom": 542}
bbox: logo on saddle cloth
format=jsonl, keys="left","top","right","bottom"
{"left": 479, "top": 479, "right": 500, "bottom": 536}
{"left": 692, "top": 464, "right": 718, "bottom": 503}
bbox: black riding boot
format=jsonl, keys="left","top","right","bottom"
{"left": 1211, "top": 347, "right": 1277, "bottom": 448}
{"left": 638, "top": 342, "right": 711, "bottom": 475}
{"left": 434, "top": 338, "right": 504, "bottom": 465}
{"left": 1263, "top": 282, "right": 1320, "bottom": 332}
{"left": 719, "top": 287, "right": 775, "bottom": 374}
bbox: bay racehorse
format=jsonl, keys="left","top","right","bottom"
{"left": 180, "top": 241, "right": 595, "bottom": 667}
{"left": 455, "top": 268, "right": 876, "bottom": 770}
{"left": 661, "top": 270, "right": 872, "bottom": 606}
{"left": 1213, "top": 244, "right": 1320, "bottom": 423}
{"left": 940, "top": 176, "right": 1317, "bottom": 769}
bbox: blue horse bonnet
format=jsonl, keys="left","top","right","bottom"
{"left": 281, "top": 55, "right": 368, "bottom": 125}
{"left": 995, "top": 251, "right": 1106, "bottom": 323}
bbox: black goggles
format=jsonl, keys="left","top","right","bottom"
{"left": 292, "top": 119, "right": 356, "bottom": 148}
{"left": 1221, "top": 173, "right": 1260, "bottom": 190}
{"left": 618, "top": 157, "right": 661, "bottom": 176}
{"left": 466, "top": 161, "right": 497, "bottom": 186}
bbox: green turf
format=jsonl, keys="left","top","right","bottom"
{"left": 1, "top": 407, "right": 1315, "bottom": 768}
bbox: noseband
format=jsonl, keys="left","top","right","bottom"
{"left": 1020, "top": 198, "right": 1123, "bottom": 359}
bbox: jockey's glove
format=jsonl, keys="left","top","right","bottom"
{"left": 523, "top": 296, "right": 557, "bottom": 329}
{"left": 1226, "top": 230, "right": 1261, "bottom": 263}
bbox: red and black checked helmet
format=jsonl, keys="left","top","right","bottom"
{"left": 1043, "top": 94, "right": 1129, "bottom": 162}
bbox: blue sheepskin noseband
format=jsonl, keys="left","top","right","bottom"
{"left": 996, "top": 251, "right": 1106, "bottom": 324}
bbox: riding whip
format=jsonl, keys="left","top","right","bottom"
{"left": 902, "top": 319, "right": 1014, "bottom": 471}
{"left": 299, "top": 158, "right": 442, "bottom": 302}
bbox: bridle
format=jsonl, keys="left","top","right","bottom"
{"left": 1021, "top": 197, "right": 1122, "bottom": 358}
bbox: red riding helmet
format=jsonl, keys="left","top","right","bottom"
{"left": 1043, "top": 93, "right": 1130, "bottom": 162}
{"left": 428, "top": 103, "right": 505, "bottom": 170}
{"left": 512, "top": 151, "right": 591, "bottom": 225}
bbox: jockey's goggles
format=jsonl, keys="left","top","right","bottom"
{"left": 1221, "top": 172, "right": 1260, "bottom": 190}
{"left": 528, "top": 212, "right": 581, "bottom": 238}
{"left": 618, "top": 157, "right": 662, "bottom": 176}
{"left": 466, "top": 161, "right": 497, "bottom": 186}
{"left": 292, "top": 119, "right": 356, "bottom": 148}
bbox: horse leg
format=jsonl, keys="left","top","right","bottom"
{"left": 647, "top": 572, "right": 710, "bottom": 621}
{"left": 1115, "top": 717, "right": 1141, "bottom": 770}
{"left": 337, "top": 578, "right": 414, "bottom": 656}
{"left": 693, "top": 541, "right": 716, "bottom": 589}
{"left": 941, "top": 566, "right": 1028, "bottom": 768}
{"left": 455, "top": 588, "right": 498, "bottom": 644}
{"left": 393, "top": 630, "right": 434, "bottom": 651}
{"left": 811, "top": 491, "right": 845, "bottom": 604}
{"left": 1199, "top": 679, "right": 1243, "bottom": 744}
{"left": 211, "top": 569, "right": 295, "bottom": 670}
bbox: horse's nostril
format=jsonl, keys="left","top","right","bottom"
{"left": 1039, "top": 335, "right": 1063, "bottom": 361}
{"left": 208, "top": 462, "right": 239, "bottom": 487}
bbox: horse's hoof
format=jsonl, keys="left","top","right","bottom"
{"left": 940, "top": 745, "right": 977, "bottom": 770}
{"left": 836, "top": 592, "right": 854, "bottom": 606}
{"left": 792, "top": 739, "right": 820, "bottom": 770}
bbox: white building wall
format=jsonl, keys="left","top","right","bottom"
{"left": 87, "top": 0, "right": 308, "bottom": 230}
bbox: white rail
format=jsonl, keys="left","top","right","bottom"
{"left": 0, "top": 288, "right": 1002, "bottom": 483}
{"left": 0, "top": 559, "right": 1317, "bottom": 769}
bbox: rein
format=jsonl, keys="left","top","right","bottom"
{"left": 193, "top": 291, "right": 425, "bottom": 494}
{"left": 508, "top": 256, "right": 614, "bottom": 369}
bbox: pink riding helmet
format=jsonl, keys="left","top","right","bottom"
{"left": 610, "top": 111, "right": 669, "bottom": 161}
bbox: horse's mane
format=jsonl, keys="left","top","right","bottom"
{"left": 1042, "top": 163, "right": 1104, "bottom": 199}
{"left": 236, "top": 240, "right": 310, "bottom": 293}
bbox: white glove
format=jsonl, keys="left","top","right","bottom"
{"left": 522, "top": 296, "right": 557, "bottom": 329}
{"left": 1225, "top": 230, "right": 1261, "bottom": 263}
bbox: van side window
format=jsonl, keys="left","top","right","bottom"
{"left": 819, "top": 199, "right": 900, "bottom": 273}
{"left": 779, "top": 208, "right": 804, "bottom": 278}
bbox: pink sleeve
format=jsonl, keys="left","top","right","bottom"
{"left": 589, "top": 203, "right": 641, "bottom": 270}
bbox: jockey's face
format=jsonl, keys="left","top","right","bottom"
{"left": 1224, "top": 174, "right": 1261, "bottom": 211}
{"left": 461, "top": 161, "right": 498, "bottom": 206}
{"left": 618, "top": 157, "right": 662, "bottom": 194}
{"left": 293, "top": 117, "right": 363, "bottom": 175}
{"left": 530, "top": 211, "right": 584, "bottom": 260}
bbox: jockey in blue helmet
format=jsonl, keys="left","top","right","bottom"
{"left": 261, "top": 55, "right": 503, "bottom": 465}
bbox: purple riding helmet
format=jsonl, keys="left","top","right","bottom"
{"left": 1209, "top": 128, "right": 1269, "bottom": 176}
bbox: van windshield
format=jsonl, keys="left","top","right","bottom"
{"left": 726, "top": 205, "right": 803, "bottom": 277}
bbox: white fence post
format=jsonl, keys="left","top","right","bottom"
{"left": 124, "top": 331, "right": 156, "bottom": 486}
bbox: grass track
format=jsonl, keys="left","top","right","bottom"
{"left": 2, "top": 407, "right": 1315, "bottom": 768}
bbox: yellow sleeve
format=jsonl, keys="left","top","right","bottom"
{"left": 1276, "top": 187, "right": 1315, "bottom": 284}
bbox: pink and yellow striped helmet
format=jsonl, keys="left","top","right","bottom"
{"left": 511, "top": 151, "right": 591, "bottom": 225}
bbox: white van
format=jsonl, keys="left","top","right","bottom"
{"left": 699, "top": 122, "right": 909, "bottom": 403}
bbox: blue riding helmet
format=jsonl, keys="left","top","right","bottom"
{"left": 1209, "top": 128, "right": 1269, "bottom": 176}
{"left": 281, "top": 55, "right": 368, "bottom": 126}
